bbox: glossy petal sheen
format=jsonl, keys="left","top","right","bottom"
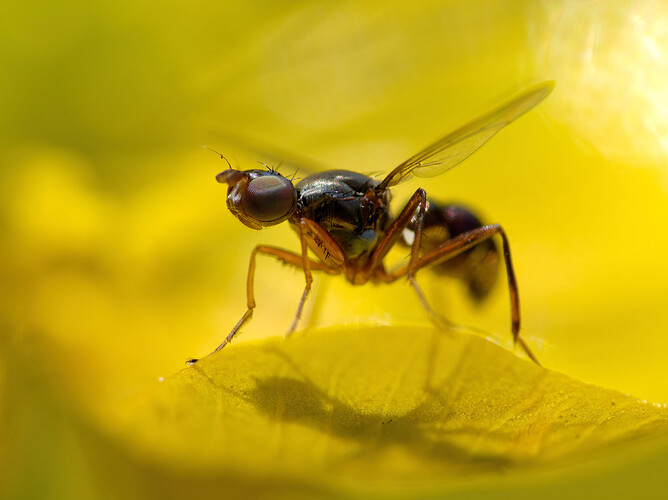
{"left": 112, "top": 326, "right": 668, "bottom": 498}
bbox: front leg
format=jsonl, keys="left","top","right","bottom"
{"left": 187, "top": 235, "right": 338, "bottom": 364}
{"left": 288, "top": 218, "right": 316, "bottom": 334}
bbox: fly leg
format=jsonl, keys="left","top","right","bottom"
{"left": 363, "top": 188, "right": 454, "bottom": 328}
{"left": 389, "top": 224, "right": 539, "bottom": 365}
{"left": 364, "top": 188, "right": 453, "bottom": 325}
{"left": 287, "top": 218, "right": 316, "bottom": 335}
{"left": 186, "top": 238, "right": 337, "bottom": 364}
{"left": 364, "top": 188, "right": 428, "bottom": 279}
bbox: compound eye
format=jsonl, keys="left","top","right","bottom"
{"left": 242, "top": 175, "right": 295, "bottom": 222}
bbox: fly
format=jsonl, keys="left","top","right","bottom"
{"left": 187, "top": 81, "right": 554, "bottom": 365}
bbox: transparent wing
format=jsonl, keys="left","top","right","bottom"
{"left": 378, "top": 81, "right": 554, "bottom": 191}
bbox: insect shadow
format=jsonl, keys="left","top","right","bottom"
{"left": 234, "top": 339, "right": 516, "bottom": 473}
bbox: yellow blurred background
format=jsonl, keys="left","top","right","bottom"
{"left": 3, "top": 0, "right": 668, "bottom": 498}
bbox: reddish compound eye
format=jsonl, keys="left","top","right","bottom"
{"left": 242, "top": 175, "right": 295, "bottom": 222}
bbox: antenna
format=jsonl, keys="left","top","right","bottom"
{"left": 201, "top": 145, "right": 233, "bottom": 170}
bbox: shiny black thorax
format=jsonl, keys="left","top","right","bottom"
{"left": 291, "top": 170, "right": 499, "bottom": 300}
{"left": 294, "top": 170, "right": 392, "bottom": 260}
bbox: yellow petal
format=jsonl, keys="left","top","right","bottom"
{"left": 110, "top": 326, "right": 668, "bottom": 497}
